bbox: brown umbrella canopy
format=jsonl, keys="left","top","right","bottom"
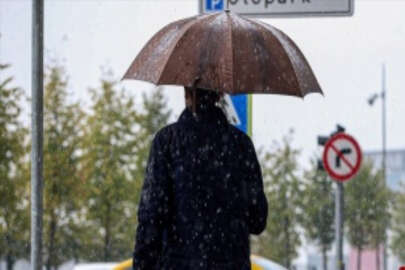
{"left": 123, "top": 11, "right": 322, "bottom": 97}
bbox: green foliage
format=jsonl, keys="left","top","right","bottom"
{"left": 300, "top": 159, "right": 335, "bottom": 270}
{"left": 0, "top": 63, "right": 29, "bottom": 270}
{"left": 129, "top": 87, "right": 172, "bottom": 208}
{"left": 367, "top": 170, "right": 391, "bottom": 255}
{"left": 42, "top": 65, "right": 86, "bottom": 270}
{"left": 80, "top": 78, "right": 171, "bottom": 261}
{"left": 133, "top": 87, "right": 172, "bottom": 181}
{"left": 345, "top": 161, "right": 390, "bottom": 260}
{"left": 80, "top": 76, "right": 140, "bottom": 261}
{"left": 251, "top": 135, "right": 302, "bottom": 269}
{"left": 391, "top": 184, "right": 405, "bottom": 262}
{"left": 0, "top": 60, "right": 171, "bottom": 266}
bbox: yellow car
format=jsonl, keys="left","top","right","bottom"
{"left": 113, "top": 255, "right": 287, "bottom": 270}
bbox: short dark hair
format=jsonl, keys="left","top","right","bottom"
{"left": 185, "top": 87, "right": 221, "bottom": 105}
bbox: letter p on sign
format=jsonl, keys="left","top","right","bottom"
{"left": 207, "top": 0, "right": 224, "bottom": 11}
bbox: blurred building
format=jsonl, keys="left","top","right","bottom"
{"left": 364, "top": 149, "right": 405, "bottom": 191}
{"left": 347, "top": 247, "right": 383, "bottom": 270}
{"left": 304, "top": 253, "right": 348, "bottom": 270}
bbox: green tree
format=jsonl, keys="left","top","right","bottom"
{"left": 80, "top": 76, "right": 141, "bottom": 261}
{"left": 251, "top": 135, "right": 302, "bottom": 269}
{"left": 133, "top": 87, "right": 171, "bottom": 181}
{"left": 391, "top": 184, "right": 405, "bottom": 262}
{"left": 345, "top": 161, "right": 389, "bottom": 270}
{"left": 42, "top": 65, "right": 85, "bottom": 270}
{"left": 80, "top": 78, "right": 171, "bottom": 261}
{"left": 368, "top": 170, "right": 390, "bottom": 270}
{"left": 127, "top": 87, "right": 172, "bottom": 208}
{"left": 0, "top": 63, "right": 29, "bottom": 270}
{"left": 301, "top": 159, "right": 335, "bottom": 270}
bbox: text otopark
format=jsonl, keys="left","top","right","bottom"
{"left": 228, "top": 0, "right": 311, "bottom": 8}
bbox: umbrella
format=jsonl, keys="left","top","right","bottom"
{"left": 123, "top": 11, "right": 322, "bottom": 97}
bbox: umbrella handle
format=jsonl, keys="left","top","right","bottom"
{"left": 192, "top": 87, "right": 197, "bottom": 116}
{"left": 191, "top": 77, "right": 200, "bottom": 117}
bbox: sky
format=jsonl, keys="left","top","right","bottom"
{"left": 1, "top": 0, "right": 405, "bottom": 170}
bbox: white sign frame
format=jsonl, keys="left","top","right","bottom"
{"left": 199, "top": 0, "right": 354, "bottom": 18}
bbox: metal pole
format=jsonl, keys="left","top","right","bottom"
{"left": 382, "top": 64, "right": 387, "bottom": 270}
{"left": 336, "top": 182, "right": 344, "bottom": 270}
{"left": 31, "top": 1, "right": 44, "bottom": 270}
{"left": 248, "top": 94, "right": 253, "bottom": 137}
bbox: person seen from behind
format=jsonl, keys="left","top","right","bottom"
{"left": 133, "top": 87, "right": 268, "bottom": 270}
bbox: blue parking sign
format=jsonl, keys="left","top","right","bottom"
{"left": 231, "top": 95, "right": 247, "bottom": 134}
{"left": 206, "top": 0, "right": 224, "bottom": 11}
{"left": 221, "top": 94, "right": 252, "bottom": 136}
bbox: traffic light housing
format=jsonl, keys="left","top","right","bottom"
{"left": 316, "top": 124, "right": 346, "bottom": 171}
{"left": 318, "top": 136, "right": 329, "bottom": 146}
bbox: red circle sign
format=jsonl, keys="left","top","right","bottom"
{"left": 322, "top": 133, "right": 362, "bottom": 182}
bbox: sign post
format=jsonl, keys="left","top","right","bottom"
{"left": 335, "top": 182, "right": 344, "bottom": 270}
{"left": 31, "top": 1, "right": 44, "bottom": 270}
{"left": 322, "top": 132, "right": 362, "bottom": 270}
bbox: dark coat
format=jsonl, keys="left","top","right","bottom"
{"left": 133, "top": 105, "right": 268, "bottom": 270}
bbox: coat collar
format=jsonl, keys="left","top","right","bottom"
{"left": 178, "top": 105, "right": 229, "bottom": 127}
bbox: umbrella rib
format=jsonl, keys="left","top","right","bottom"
{"left": 156, "top": 13, "right": 221, "bottom": 87}
{"left": 155, "top": 18, "right": 202, "bottom": 85}
{"left": 226, "top": 12, "right": 234, "bottom": 92}
{"left": 246, "top": 19, "right": 302, "bottom": 97}
{"left": 253, "top": 20, "right": 322, "bottom": 97}
{"left": 267, "top": 26, "right": 308, "bottom": 97}
{"left": 195, "top": 13, "right": 226, "bottom": 90}
{"left": 122, "top": 16, "right": 199, "bottom": 83}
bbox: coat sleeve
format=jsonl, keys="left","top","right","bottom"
{"left": 133, "top": 131, "right": 171, "bottom": 270}
{"left": 243, "top": 136, "right": 268, "bottom": 235}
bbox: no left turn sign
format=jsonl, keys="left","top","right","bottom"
{"left": 322, "top": 133, "right": 362, "bottom": 182}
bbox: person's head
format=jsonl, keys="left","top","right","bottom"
{"left": 184, "top": 87, "right": 222, "bottom": 110}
